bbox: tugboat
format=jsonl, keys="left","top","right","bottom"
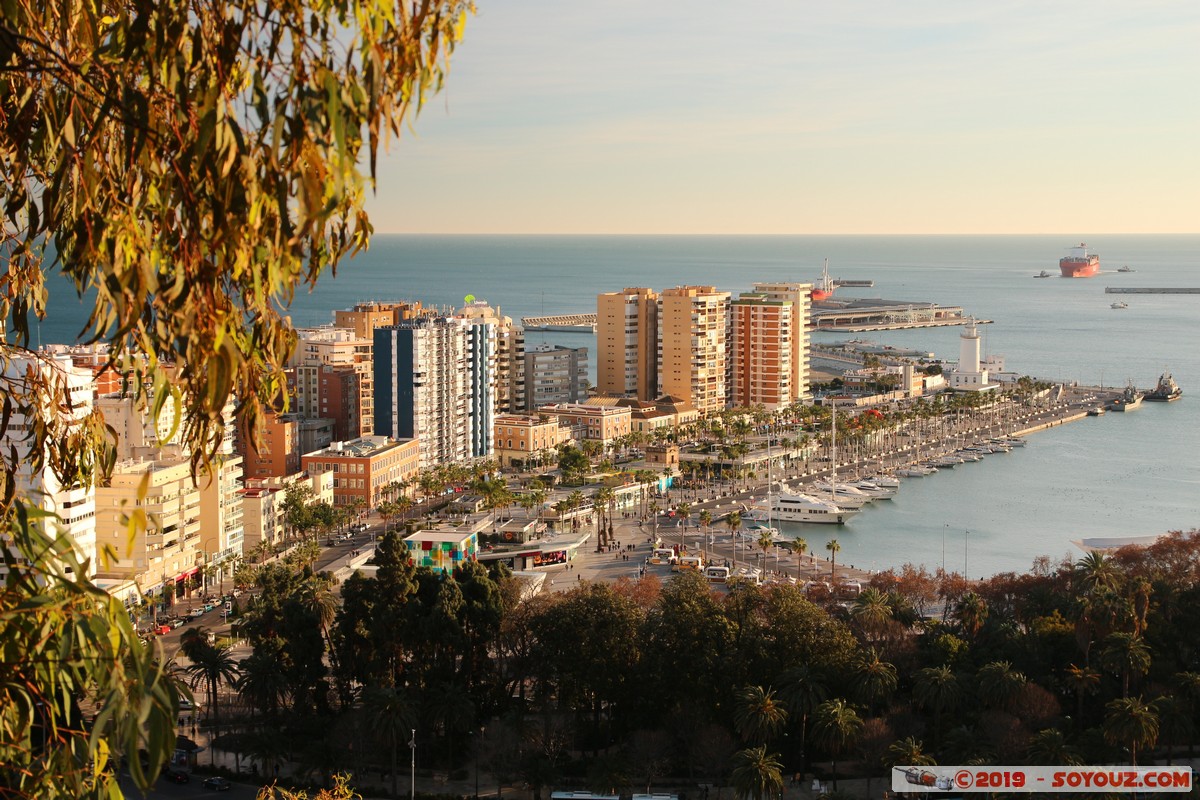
{"left": 1144, "top": 371, "right": 1183, "bottom": 402}
{"left": 1108, "top": 381, "right": 1143, "bottom": 412}
{"left": 1117, "top": 265, "right": 1135, "bottom": 273}
{"left": 1110, "top": 301, "right": 1128, "bottom": 309}
{"left": 1034, "top": 270, "right": 1051, "bottom": 278}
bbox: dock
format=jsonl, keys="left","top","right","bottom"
{"left": 812, "top": 298, "right": 987, "bottom": 332}
{"left": 1105, "top": 287, "right": 1200, "bottom": 294}
{"left": 521, "top": 313, "right": 597, "bottom": 332}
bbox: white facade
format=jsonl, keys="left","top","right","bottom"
{"left": 2, "top": 354, "right": 98, "bottom": 577}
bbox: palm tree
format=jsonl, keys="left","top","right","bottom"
{"left": 1152, "top": 695, "right": 1194, "bottom": 764}
{"left": 1100, "top": 631, "right": 1152, "bottom": 699}
{"left": 850, "top": 648, "right": 898, "bottom": 712}
{"left": 730, "top": 745, "right": 784, "bottom": 800}
{"left": 778, "top": 664, "right": 827, "bottom": 773}
{"left": 733, "top": 685, "right": 789, "bottom": 746}
{"left": 367, "top": 686, "right": 418, "bottom": 799}
{"left": 1064, "top": 663, "right": 1101, "bottom": 723}
{"left": 237, "top": 641, "right": 291, "bottom": 718}
{"left": 783, "top": 539, "right": 807, "bottom": 583}
{"left": 976, "top": 661, "right": 1027, "bottom": 711}
{"left": 914, "top": 666, "right": 961, "bottom": 747}
{"left": 183, "top": 642, "right": 240, "bottom": 754}
{"left": 850, "top": 588, "right": 893, "bottom": 642}
{"left": 1025, "top": 728, "right": 1083, "bottom": 766}
{"left": 698, "top": 510, "right": 713, "bottom": 557}
{"left": 955, "top": 591, "right": 989, "bottom": 639}
{"left": 885, "top": 736, "right": 935, "bottom": 769}
{"left": 810, "top": 699, "right": 863, "bottom": 789}
{"left": 825, "top": 538, "right": 840, "bottom": 580}
{"left": 756, "top": 529, "right": 774, "bottom": 572}
{"left": 726, "top": 511, "right": 742, "bottom": 560}
{"left": 1075, "top": 551, "right": 1122, "bottom": 593}
{"left": 1104, "top": 697, "right": 1159, "bottom": 765}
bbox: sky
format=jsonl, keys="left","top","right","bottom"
{"left": 368, "top": 0, "right": 1200, "bottom": 235}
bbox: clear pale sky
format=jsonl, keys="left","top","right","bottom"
{"left": 369, "top": 1, "right": 1200, "bottom": 234}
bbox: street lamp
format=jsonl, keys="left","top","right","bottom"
{"left": 409, "top": 729, "right": 416, "bottom": 800}
{"left": 964, "top": 529, "right": 970, "bottom": 579}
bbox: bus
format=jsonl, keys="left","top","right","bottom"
{"left": 648, "top": 548, "right": 676, "bottom": 565}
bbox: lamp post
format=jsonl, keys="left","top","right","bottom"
{"left": 474, "top": 727, "right": 482, "bottom": 799}
{"left": 964, "top": 529, "right": 970, "bottom": 579}
{"left": 409, "top": 729, "right": 416, "bottom": 800}
{"left": 942, "top": 523, "right": 947, "bottom": 574}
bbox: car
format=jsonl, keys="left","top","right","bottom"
{"left": 189, "top": 608, "right": 205, "bottom": 618}
{"left": 154, "top": 624, "right": 171, "bottom": 635}
{"left": 203, "top": 603, "right": 215, "bottom": 612}
{"left": 162, "top": 767, "right": 190, "bottom": 784}
{"left": 172, "top": 618, "right": 187, "bottom": 628}
{"left": 202, "top": 776, "right": 232, "bottom": 791}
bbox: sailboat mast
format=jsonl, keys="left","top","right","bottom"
{"left": 831, "top": 405, "right": 837, "bottom": 504}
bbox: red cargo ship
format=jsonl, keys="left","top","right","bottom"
{"left": 812, "top": 258, "right": 835, "bottom": 302}
{"left": 1060, "top": 242, "right": 1100, "bottom": 278}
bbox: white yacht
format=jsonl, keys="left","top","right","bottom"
{"left": 850, "top": 480, "right": 897, "bottom": 499}
{"left": 929, "top": 454, "right": 964, "bottom": 468}
{"left": 768, "top": 491, "right": 858, "bottom": 524}
{"left": 897, "top": 465, "right": 937, "bottom": 477}
{"left": 811, "top": 480, "right": 875, "bottom": 507}
{"left": 869, "top": 474, "right": 902, "bottom": 488}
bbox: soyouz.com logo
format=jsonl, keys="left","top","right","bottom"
{"left": 892, "top": 766, "right": 1193, "bottom": 793}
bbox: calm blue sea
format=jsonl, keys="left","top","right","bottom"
{"left": 33, "top": 234, "right": 1200, "bottom": 578}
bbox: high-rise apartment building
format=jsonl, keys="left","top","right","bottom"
{"left": 374, "top": 315, "right": 496, "bottom": 469}
{"left": 333, "top": 300, "right": 428, "bottom": 340}
{"left": 292, "top": 326, "right": 374, "bottom": 436}
{"left": 657, "top": 286, "right": 731, "bottom": 414}
{"left": 524, "top": 344, "right": 588, "bottom": 409}
{"left": 597, "top": 287, "right": 658, "bottom": 400}
{"left": 750, "top": 281, "right": 813, "bottom": 404}
{"left": 731, "top": 291, "right": 793, "bottom": 409}
{"left": 2, "top": 353, "right": 98, "bottom": 577}
{"left": 456, "top": 301, "right": 524, "bottom": 414}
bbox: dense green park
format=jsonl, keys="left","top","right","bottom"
{"left": 176, "top": 528, "right": 1200, "bottom": 798}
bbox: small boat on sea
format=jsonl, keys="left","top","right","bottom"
{"left": 1144, "top": 371, "right": 1183, "bottom": 402}
{"left": 1108, "top": 381, "right": 1143, "bottom": 412}
{"left": 1111, "top": 301, "right": 1128, "bottom": 309}
{"left": 1034, "top": 270, "right": 1051, "bottom": 278}
{"left": 1117, "top": 265, "right": 1135, "bottom": 273}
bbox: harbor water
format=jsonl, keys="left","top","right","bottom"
{"left": 32, "top": 234, "right": 1200, "bottom": 578}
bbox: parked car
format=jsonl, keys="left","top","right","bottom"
{"left": 154, "top": 624, "right": 171, "bottom": 635}
{"left": 202, "top": 603, "right": 215, "bottom": 612}
{"left": 162, "top": 768, "right": 190, "bottom": 784}
{"left": 202, "top": 776, "right": 232, "bottom": 791}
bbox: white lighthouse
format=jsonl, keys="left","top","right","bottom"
{"left": 948, "top": 318, "right": 994, "bottom": 391}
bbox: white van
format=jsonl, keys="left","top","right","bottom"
{"left": 704, "top": 565, "right": 731, "bottom": 583}
{"left": 648, "top": 548, "right": 676, "bottom": 565}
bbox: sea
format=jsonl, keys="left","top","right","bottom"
{"left": 30, "top": 234, "right": 1200, "bottom": 579}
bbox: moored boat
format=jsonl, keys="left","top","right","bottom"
{"left": 767, "top": 491, "right": 858, "bottom": 524}
{"left": 1108, "top": 381, "right": 1143, "bottom": 412}
{"left": 1144, "top": 371, "right": 1182, "bottom": 402}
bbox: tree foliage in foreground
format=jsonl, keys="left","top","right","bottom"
{"left": 0, "top": 0, "right": 473, "bottom": 794}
